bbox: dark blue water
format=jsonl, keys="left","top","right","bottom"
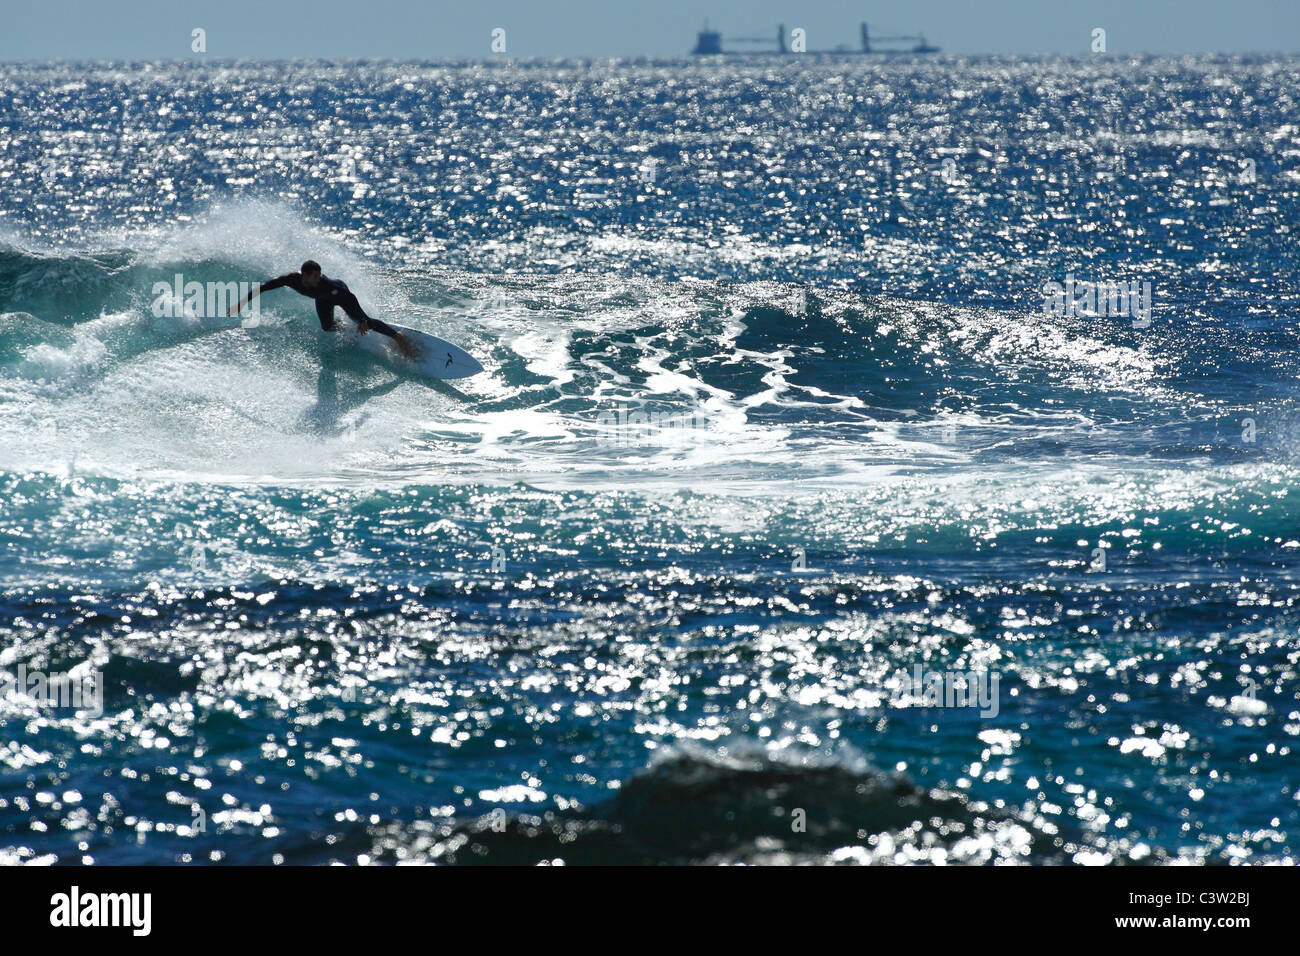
{"left": 1, "top": 56, "right": 1298, "bottom": 865}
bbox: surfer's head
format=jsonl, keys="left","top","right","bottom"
{"left": 300, "top": 260, "right": 322, "bottom": 289}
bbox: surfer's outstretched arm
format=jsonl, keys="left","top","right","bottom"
{"left": 229, "top": 274, "right": 292, "bottom": 316}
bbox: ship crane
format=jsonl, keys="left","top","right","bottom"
{"left": 725, "top": 25, "right": 789, "bottom": 54}
{"left": 860, "top": 23, "right": 940, "bottom": 54}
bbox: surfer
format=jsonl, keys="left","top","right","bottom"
{"left": 229, "top": 260, "right": 413, "bottom": 358}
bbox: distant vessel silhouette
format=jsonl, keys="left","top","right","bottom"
{"left": 691, "top": 20, "right": 939, "bottom": 55}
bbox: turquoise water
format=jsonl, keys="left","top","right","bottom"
{"left": 1, "top": 56, "right": 1298, "bottom": 864}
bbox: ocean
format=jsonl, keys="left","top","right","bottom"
{"left": 1, "top": 55, "right": 1297, "bottom": 865}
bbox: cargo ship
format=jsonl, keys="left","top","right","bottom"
{"left": 692, "top": 20, "right": 939, "bottom": 55}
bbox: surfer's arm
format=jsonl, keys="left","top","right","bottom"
{"left": 355, "top": 313, "right": 401, "bottom": 338}
{"left": 229, "top": 274, "right": 291, "bottom": 316}
{"left": 337, "top": 290, "right": 399, "bottom": 339}
{"left": 335, "top": 291, "right": 412, "bottom": 357}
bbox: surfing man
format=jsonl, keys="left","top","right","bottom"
{"left": 229, "top": 260, "right": 413, "bottom": 358}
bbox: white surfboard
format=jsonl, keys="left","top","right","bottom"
{"left": 347, "top": 323, "right": 483, "bottom": 380}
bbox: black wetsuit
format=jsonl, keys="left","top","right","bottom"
{"left": 258, "top": 273, "right": 400, "bottom": 338}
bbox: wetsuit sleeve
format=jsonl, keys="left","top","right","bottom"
{"left": 257, "top": 273, "right": 295, "bottom": 294}
{"left": 364, "top": 316, "right": 400, "bottom": 337}
{"left": 337, "top": 288, "right": 399, "bottom": 338}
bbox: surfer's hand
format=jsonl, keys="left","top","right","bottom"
{"left": 355, "top": 318, "right": 370, "bottom": 334}
{"left": 394, "top": 332, "right": 413, "bottom": 359}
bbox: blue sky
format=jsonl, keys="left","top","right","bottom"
{"left": 2, "top": 0, "right": 1297, "bottom": 60}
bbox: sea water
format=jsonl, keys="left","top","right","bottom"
{"left": 1, "top": 56, "right": 1297, "bottom": 864}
